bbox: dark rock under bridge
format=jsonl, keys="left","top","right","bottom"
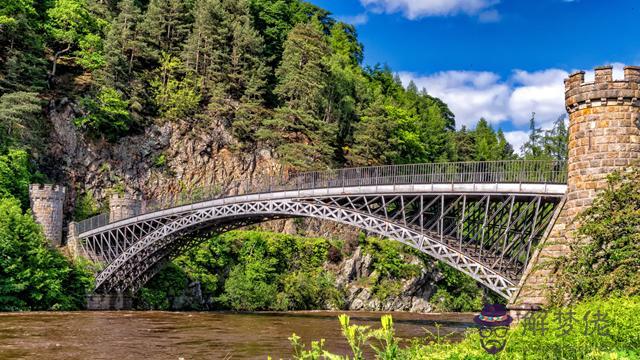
{"left": 71, "top": 160, "right": 567, "bottom": 303}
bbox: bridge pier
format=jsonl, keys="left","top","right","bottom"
{"left": 513, "top": 65, "right": 640, "bottom": 307}
{"left": 87, "top": 293, "right": 133, "bottom": 310}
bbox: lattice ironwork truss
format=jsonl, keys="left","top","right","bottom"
{"left": 79, "top": 192, "right": 563, "bottom": 300}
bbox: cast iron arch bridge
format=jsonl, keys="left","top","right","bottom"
{"left": 75, "top": 160, "right": 567, "bottom": 300}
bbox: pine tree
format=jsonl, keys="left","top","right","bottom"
{"left": 543, "top": 114, "right": 568, "bottom": 161}
{"left": 140, "top": 0, "right": 192, "bottom": 59}
{"left": 521, "top": 113, "right": 547, "bottom": 160}
{"left": 183, "top": 0, "right": 267, "bottom": 102}
{"left": 258, "top": 20, "right": 334, "bottom": 170}
{"left": 99, "top": 0, "right": 143, "bottom": 90}
{"left": 183, "top": 0, "right": 229, "bottom": 96}
{"left": 0, "top": 92, "right": 42, "bottom": 151}
{"left": 0, "top": 0, "right": 47, "bottom": 93}
{"left": 454, "top": 125, "right": 475, "bottom": 161}
{"left": 274, "top": 20, "right": 329, "bottom": 113}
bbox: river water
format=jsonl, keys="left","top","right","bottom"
{"left": 0, "top": 311, "right": 474, "bottom": 359}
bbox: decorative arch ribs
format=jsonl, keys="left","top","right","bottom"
{"left": 79, "top": 193, "right": 563, "bottom": 300}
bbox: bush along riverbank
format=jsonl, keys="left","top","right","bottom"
{"left": 134, "top": 230, "right": 501, "bottom": 312}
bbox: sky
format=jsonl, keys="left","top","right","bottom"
{"left": 308, "top": 0, "right": 640, "bottom": 151}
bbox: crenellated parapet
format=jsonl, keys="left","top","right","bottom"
{"left": 29, "top": 184, "right": 66, "bottom": 246}
{"left": 109, "top": 193, "right": 143, "bottom": 222}
{"left": 565, "top": 65, "right": 640, "bottom": 113}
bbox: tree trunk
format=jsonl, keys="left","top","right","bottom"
{"left": 51, "top": 44, "right": 72, "bottom": 78}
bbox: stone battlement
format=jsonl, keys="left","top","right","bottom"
{"left": 28, "top": 184, "right": 66, "bottom": 199}
{"left": 109, "top": 193, "right": 143, "bottom": 222}
{"left": 565, "top": 65, "right": 640, "bottom": 113}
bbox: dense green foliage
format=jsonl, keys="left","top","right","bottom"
{"left": 552, "top": 168, "right": 640, "bottom": 303}
{"left": 0, "top": 0, "right": 541, "bottom": 165}
{"left": 0, "top": 197, "right": 92, "bottom": 311}
{"left": 139, "top": 231, "right": 493, "bottom": 312}
{"left": 288, "top": 297, "right": 640, "bottom": 359}
{"left": 137, "top": 230, "right": 344, "bottom": 310}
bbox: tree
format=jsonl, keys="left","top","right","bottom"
{"left": 471, "top": 118, "right": 514, "bottom": 161}
{"left": 99, "top": 0, "right": 144, "bottom": 90}
{"left": 0, "top": 0, "right": 47, "bottom": 93}
{"left": 0, "top": 149, "right": 34, "bottom": 209}
{"left": 0, "top": 197, "right": 91, "bottom": 311}
{"left": 274, "top": 20, "right": 329, "bottom": 112}
{"left": 543, "top": 114, "right": 568, "bottom": 162}
{"left": 258, "top": 20, "right": 335, "bottom": 170}
{"left": 183, "top": 0, "right": 268, "bottom": 102}
{"left": 0, "top": 92, "right": 42, "bottom": 151}
{"left": 453, "top": 125, "right": 475, "bottom": 161}
{"left": 521, "top": 113, "right": 547, "bottom": 160}
{"left": 140, "top": 0, "right": 192, "bottom": 59}
{"left": 45, "top": 0, "right": 99, "bottom": 78}
{"left": 348, "top": 103, "right": 441, "bottom": 165}
{"left": 75, "top": 87, "right": 133, "bottom": 140}
{"left": 151, "top": 53, "right": 201, "bottom": 120}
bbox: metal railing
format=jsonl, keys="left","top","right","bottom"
{"left": 75, "top": 160, "right": 567, "bottom": 234}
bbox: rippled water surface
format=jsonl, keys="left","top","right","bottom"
{"left": 0, "top": 311, "right": 474, "bottom": 359}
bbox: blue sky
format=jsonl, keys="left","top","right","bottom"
{"left": 309, "top": 0, "right": 640, "bottom": 150}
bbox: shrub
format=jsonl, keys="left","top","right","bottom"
{"left": 0, "top": 197, "right": 92, "bottom": 311}
{"left": 553, "top": 168, "right": 640, "bottom": 303}
{"left": 76, "top": 87, "right": 133, "bottom": 141}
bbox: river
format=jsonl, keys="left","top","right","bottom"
{"left": 0, "top": 311, "right": 474, "bottom": 359}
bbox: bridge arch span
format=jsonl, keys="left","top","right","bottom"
{"left": 74, "top": 160, "right": 567, "bottom": 302}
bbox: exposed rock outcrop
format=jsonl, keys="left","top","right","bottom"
{"left": 334, "top": 247, "right": 439, "bottom": 313}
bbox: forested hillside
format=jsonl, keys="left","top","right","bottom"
{"left": 0, "top": 0, "right": 568, "bottom": 311}
{"left": 1, "top": 0, "right": 567, "bottom": 169}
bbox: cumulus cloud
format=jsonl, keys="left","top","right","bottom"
{"left": 503, "top": 130, "right": 529, "bottom": 154}
{"left": 360, "top": 0, "right": 499, "bottom": 20}
{"left": 398, "top": 68, "right": 570, "bottom": 130}
{"left": 399, "top": 64, "right": 627, "bottom": 150}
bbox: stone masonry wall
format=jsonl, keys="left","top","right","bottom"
{"left": 109, "top": 194, "right": 143, "bottom": 222}
{"left": 29, "top": 184, "right": 66, "bottom": 247}
{"left": 513, "top": 65, "right": 640, "bottom": 306}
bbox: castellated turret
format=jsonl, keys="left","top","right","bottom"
{"left": 109, "top": 193, "right": 143, "bottom": 222}
{"left": 564, "top": 65, "right": 640, "bottom": 217}
{"left": 513, "top": 65, "right": 640, "bottom": 307}
{"left": 29, "top": 184, "right": 65, "bottom": 247}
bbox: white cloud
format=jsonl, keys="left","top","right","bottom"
{"left": 360, "top": 0, "right": 499, "bottom": 20}
{"left": 337, "top": 13, "right": 369, "bottom": 25}
{"left": 399, "top": 68, "right": 569, "bottom": 130}
{"left": 504, "top": 131, "right": 529, "bottom": 153}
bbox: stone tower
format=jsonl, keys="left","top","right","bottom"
{"left": 513, "top": 65, "right": 640, "bottom": 306}
{"left": 29, "top": 184, "right": 66, "bottom": 247}
{"left": 109, "top": 194, "right": 142, "bottom": 222}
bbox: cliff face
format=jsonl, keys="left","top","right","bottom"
{"left": 44, "top": 98, "right": 280, "bottom": 210}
